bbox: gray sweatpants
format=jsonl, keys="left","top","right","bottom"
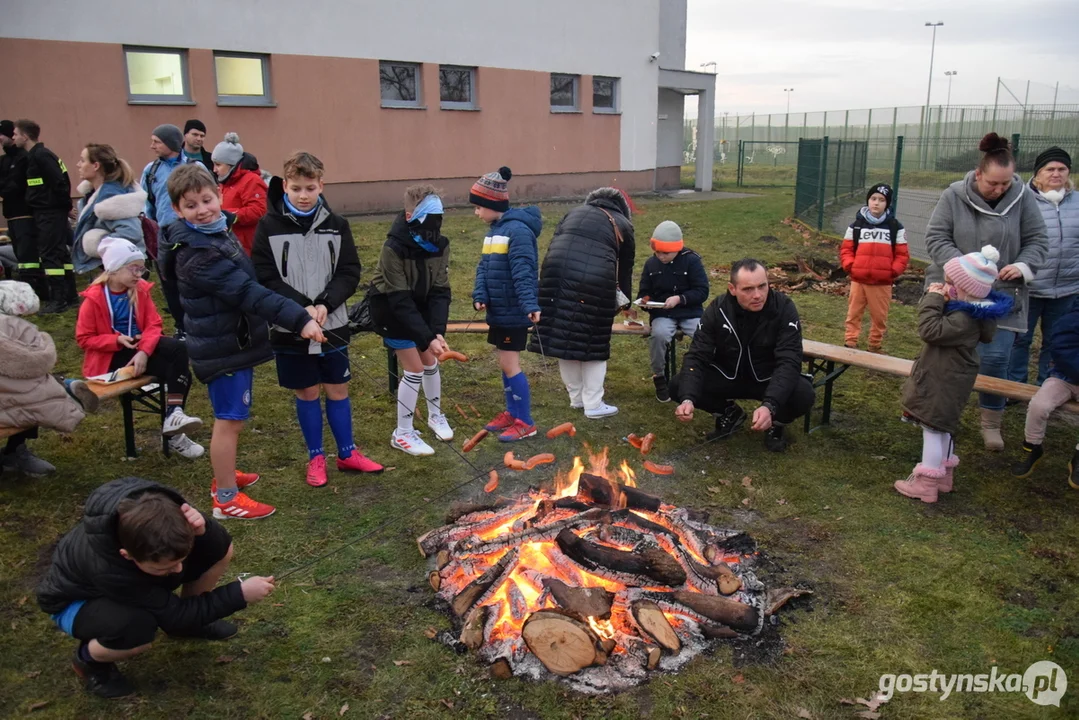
{"left": 648, "top": 316, "right": 700, "bottom": 376}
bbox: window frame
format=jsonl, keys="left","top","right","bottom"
{"left": 213, "top": 51, "right": 275, "bottom": 107}
{"left": 379, "top": 60, "right": 424, "bottom": 109}
{"left": 123, "top": 45, "right": 193, "bottom": 105}
{"left": 438, "top": 65, "right": 478, "bottom": 111}
{"left": 550, "top": 73, "right": 581, "bottom": 113}
{"left": 592, "top": 76, "right": 620, "bottom": 114}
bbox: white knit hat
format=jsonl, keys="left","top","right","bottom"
{"left": 211, "top": 132, "right": 244, "bottom": 166}
{"left": 99, "top": 236, "right": 145, "bottom": 273}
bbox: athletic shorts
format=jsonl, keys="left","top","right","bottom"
{"left": 383, "top": 337, "right": 416, "bottom": 350}
{"left": 207, "top": 368, "right": 254, "bottom": 421}
{"left": 487, "top": 326, "right": 528, "bottom": 352}
{"left": 274, "top": 349, "right": 350, "bottom": 389}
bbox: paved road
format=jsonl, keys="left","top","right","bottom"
{"left": 832, "top": 188, "right": 944, "bottom": 263}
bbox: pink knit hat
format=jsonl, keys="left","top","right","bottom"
{"left": 944, "top": 245, "right": 1000, "bottom": 299}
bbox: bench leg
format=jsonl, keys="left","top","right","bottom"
{"left": 387, "top": 348, "right": 399, "bottom": 395}
{"left": 121, "top": 393, "right": 137, "bottom": 458}
{"left": 159, "top": 383, "right": 170, "bottom": 457}
{"left": 820, "top": 360, "right": 836, "bottom": 426}
{"left": 664, "top": 341, "right": 678, "bottom": 383}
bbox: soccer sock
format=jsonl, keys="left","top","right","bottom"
{"left": 422, "top": 362, "right": 442, "bottom": 417}
{"left": 216, "top": 486, "right": 238, "bottom": 503}
{"left": 77, "top": 642, "right": 94, "bottom": 664}
{"left": 166, "top": 394, "right": 184, "bottom": 416}
{"left": 506, "top": 371, "right": 533, "bottom": 425}
{"left": 398, "top": 371, "right": 422, "bottom": 431}
{"left": 295, "top": 397, "right": 324, "bottom": 459}
{"left": 502, "top": 372, "right": 516, "bottom": 417}
{"left": 325, "top": 397, "right": 355, "bottom": 459}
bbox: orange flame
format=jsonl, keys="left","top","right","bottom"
{"left": 618, "top": 460, "right": 637, "bottom": 488}
{"left": 588, "top": 616, "right": 617, "bottom": 640}
{"left": 553, "top": 456, "right": 585, "bottom": 498}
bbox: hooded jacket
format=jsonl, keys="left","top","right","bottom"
{"left": 527, "top": 188, "right": 636, "bottom": 361}
{"left": 636, "top": 248, "right": 710, "bottom": 320}
{"left": 252, "top": 177, "right": 361, "bottom": 353}
{"left": 76, "top": 279, "right": 164, "bottom": 378}
{"left": 840, "top": 209, "right": 910, "bottom": 285}
{"left": 471, "top": 206, "right": 543, "bottom": 328}
{"left": 0, "top": 142, "right": 31, "bottom": 219}
{"left": 36, "top": 478, "right": 247, "bottom": 632}
{"left": 368, "top": 212, "right": 451, "bottom": 351}
{"left": 219, "top": 167, "right": 268, "bottom": 255}
{"left": 1028, "top": 183, "right": 1079, "bottom": 300}
{"left": 72, "top": 180, "right": 148, "bottom": 273}
{"left": 0, "top": 315, "right": 85, "bottom": 433}
{"left": 161, "top": 218, "right": 311, "bottom": 383}
{"left": 924, "top": 171, "right": 1048, "bottom": 332}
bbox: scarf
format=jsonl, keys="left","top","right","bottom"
{"left": 284, "top": 194, "right": 320, "bottom": 218}
{"left": 859, "top": 206, "right": 889, "bottom": 225}
{"left": 408, "top": 194, "right": 444, "bottom": 252}
{"left": 185, "top": 214, "right": 229, "bottom": 235}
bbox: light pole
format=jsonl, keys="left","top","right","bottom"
{"left": 924, "top": 22, "right": 943, "bottom": 108}
{"left": 784, "top": 88, "right": 794, "bottom": 114}
{"left": 699, "top": 61, "right": 717, "bottom": 73}
{"left": 944, "top": 70, "right": 957, "bottom": 106}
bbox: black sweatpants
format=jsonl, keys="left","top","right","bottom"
{"left": 670, "top": 370, "right": 815, "bottom": 425}
{"left": 108, "top": 337, "right": 192, "bottom": 404}
{"left": 156, "top": 244, "right": 185, "bottom": 332}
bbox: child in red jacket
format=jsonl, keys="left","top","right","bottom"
{"left": 211, "top": 133, "right": 267, "bottom": 255}
{"left": 840, "top": 184, "right": 910, "bottom": 352}
{"left": 75, "top": 237, "right": 204, "bottom": 458}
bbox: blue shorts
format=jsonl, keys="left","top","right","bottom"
{"left": 384, "top": 337, "right": 417, "bottom": 350}
{"left": 275, "top": 349, "right": 350, "bottom": 389}
{"left": 207, "top": 368, "right": 254, "bottom": 420}
{"left": 50, "top": 599, "right": 86, "bottom": 635}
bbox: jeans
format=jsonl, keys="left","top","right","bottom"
{"left": 648, "top": 316, "right": 700, "bottom": 376}
{"left": 977, "top": 328, "right": 1017, "bottom": 410}
{"left": 1007, "top": 295, "right": 1077, "bottom": 385}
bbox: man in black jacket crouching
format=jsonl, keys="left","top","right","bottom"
{"left": 671, "top": 258, "right": 814, "bottom": 452}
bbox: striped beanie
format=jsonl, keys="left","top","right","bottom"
{"left": 469, "top": 166, "right": 512, "bottom": 212}
{"left": 650, "top": 220, "right": 684, "bottom": 253}
{"left": 944, "top": 244, "right": 1000, "bottom": 299}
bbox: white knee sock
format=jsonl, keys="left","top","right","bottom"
{"left": 397, "top": 371, "right": 422, "bottom": 431}
{"left": 422, "top": 363, "right": 442, "bottom": 416}
{"left": 921, "top": 427, "right": 947, "bottom": 469}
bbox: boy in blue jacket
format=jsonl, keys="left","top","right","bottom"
{"left": 162, "top": 165, "right": 325, "bottom": 520}
{"left": 469, "top": 167, "right": 543, "bottom": 441}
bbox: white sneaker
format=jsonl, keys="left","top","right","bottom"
{"left": 391, "top": 429, "right": 435, "bottom": 456}
{"left": 168, "top": 433, "right": 205, "bottom": 459}
{"left": 427, "top": 412, "right": 454, "bottom": 441}
{"left": 162, "top": 408, "right": 203, "bottom": 437}
{"left": 585, "top": 403, "right": 619, "bottom": 419}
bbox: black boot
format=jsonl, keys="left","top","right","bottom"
{"left": 72, "top": 649, "right": 136, "bottom": 699}
{"left": 707, "top": 402, "right": 746, "bottom": 441}
{"left": 64, "top": 268, "right": 79, "bottom": 305}
{"left": 1010, "top": 442, "right": 1043, "bottom": 479}
{"left": 764, "top": 424, "right": 790, "bottom": 452}
{"left": 39, "top": 276, "right": 70, "bottom": 314}
{"left": 653, "top": 375, "right": 671, "bottom": 403}
{"left": 1069, "top": 447, "right": 1078, "bottom": 491}
{"left": 16, "top": 270, "right": 47, "bottom": 304}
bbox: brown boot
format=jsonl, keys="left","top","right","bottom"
{"left": 980, "top": 408, "right": 1004, "bottom": 451}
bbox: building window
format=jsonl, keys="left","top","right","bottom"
{"left": 213, "top": 52, "right": 273, "bottom": 106}
{"left": 124, "top": 47, "right": 191, "bottom": 103}
{"left": 593, "top": 76, "right": 619, "bottom": 113}
{"left": 550, "top": 74, "right": 580, "bottom": 112}
{"left": 380, "top": 61, "right": 422, "bottom": 108}
{"left": 439, "top": 66, "right": 476, "bottom": 110}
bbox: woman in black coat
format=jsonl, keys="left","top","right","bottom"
{"left": 528, "top": 187, "right": 635, "bottom": 418}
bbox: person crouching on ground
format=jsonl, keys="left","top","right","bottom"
{"left": 162, "top": 164, "right": 326, "bottom": 520}
{"left": 36, "top": 477, "right": 277, "bottom": 698}
{"left": 253, "top": 151, "right": 383, "bottom": 486}
{"left": 636, "top": 220, "right": 709, "bottom": 402}
{"left": 469, "top": 166, "right": 544, "bottom": 441}
{"left": 840, "top": 183, "right": 909, "bottom": 352}
{"left": 896, "top": 245, "right": 1014, "bottom": 503}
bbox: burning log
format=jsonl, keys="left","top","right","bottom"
{"left": 700, "top": 623, "right": 740, "bottom": 639}
{"left": 556, "top": 528, "right": 687, "bottom": 587}
{"left": 418, "top": 501, "right": 533, "bottom": 556}
{"left": 552, "top": 497, "right": 593, "bottom": 512}
{"left": 578, "top": 473, "right": 662, "bottom": 512}
{"left": 647, "top": 590, "right": 759, "bottom": 633}
{"left": 451, "top": 548, "right": 519, "bottom": 617}
{"left": 680, "top": 550, "right": 742, "bottom": 596}
{"left": 460, "top": 606, "right": 488, "bottom": 650}
{"left": 521, "top": 609, "right": 605, "bottom": 676}
{"left": 428, "top": 570, "right": 441, "bottom": 591}
{"left": 436, "top": 549, "right": 451, "bottom": 570}
{"left": 541, "top": 578, "right": 615, "bottom": 619}
{"left": 646, "top": 646, "right": 662, "bottom": 670}
{"left": 444, "top": 497, "right": 515, "bottom": 524}
{"left": 631, "top": 600, "right": 681, "bottom": 653}
{"left": 457, "top": 507, "right": 608, "bottom": 555}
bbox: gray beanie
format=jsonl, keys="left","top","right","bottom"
{"left": 211, "top": 132, "right": 244, "bottom": 167}
{"left": 650, "top": 220, "right": 684, "bottom": 252}
{"left": 151, "top": 124, "right": 183, "bottom": 153}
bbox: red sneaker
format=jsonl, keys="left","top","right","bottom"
{"left": 212, "top": 491, "right": 276, "bottom": 520}
{"left": 498, "top": 419, "right": 538, "bottom": 442}
{"left": 485, "top": 411, "right": 515, "bottom": 432}
{"left": 336, "top": 450, "right": 384, "bottom": 474}
{"left": 209, "top": 470, "right": 260, "bottom": 497}
{"left": 306, "top": 455, "right": 328, "bottom": 487}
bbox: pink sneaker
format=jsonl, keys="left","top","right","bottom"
{"left": 939, "top": 455, "right": 959, "bottom": 493}
{"left": 306, "top": 455, "right": 328, "bottom": 488}
{"left": 485, "top": 411, "right": 515, "bottom": 432}
{"left": 337, "top": 450, "right": 384, "bottom": 474}
{"left": 894, "top": 464, "right": 944, "bottom": 503}
{"left": 498, "top": 418, "right": 538, "bottom": 442}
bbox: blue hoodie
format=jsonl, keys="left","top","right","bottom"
{"left": 472, "top": 206, "right": 543, "bottom": 328}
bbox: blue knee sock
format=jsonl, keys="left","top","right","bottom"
{"left": 506, "top": 372, "right": 533, "bottom": 425}
{"left": 325, "top": 397, "right": 355, "bottom": 459}
{"left": 502, "top": 372, "right": 516, "bottom": 418}
{"left": 295, "top": 398, "right": 323, "bottom": 459}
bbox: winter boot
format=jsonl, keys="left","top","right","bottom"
{"left": 939, "top": 455, "right": 959, "bottom": 493}
{"left": 1010, "top": 442, "right": 1044, "bottom": 479}
{"left": 653, "top": 375, "right": 671, "bottom": 403}
{"left": 894, "top": 463, "right": 944, "bottom": 503}
{"left": 38, "top": 276, "right": 70, "bottom": 314}
{"left": 980, "top": 408, "right": 1005, "bottom": 451}
{"left": 64, "top": 268, "right": 79, "bottom": 305}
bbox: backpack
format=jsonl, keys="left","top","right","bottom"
{"left": 144, "top": 159, "right": 163, "bottom": 222}
{"left": 347, "top": 286, "right": 375, "bottom": 333}
{"left": 851, "top": 216, "right": 900, "bottom": 254}
{"left": 140, "top": 213, "right": 160, "bottom": 260}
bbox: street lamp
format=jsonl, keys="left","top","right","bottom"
{"left": 784, "top": 88, "right": 794, "bottom": 113}
{"left": 944, "top": 70, "right": 958, "bottom": 106}
{"left": 924, "top": 22, "right": 944, "bottom": 108}
{"left": 699, "top": 61, "right": 717, "bottom": 73}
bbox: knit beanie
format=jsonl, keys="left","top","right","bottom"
{"left": 151, "top": 124, "right": 183, "bottom": 153}
{"left": 469, "top": 166, "right": 512, "bottom": 212}
{"left": 866, "top": 183, "right": 893, "bottom": 208}
{"left": 184, "top": 119, "right": 207, "bottom": 135}
{"left": 0, "top": 120, "right": 13, "bottom": 139}
{"left": 1033, "top": 146, "right": 1071, "bottom": 176}
{"left": 944, "top": 244, "right": 1000, "bottom": 299}
{"left": 650, "top": 220, "right": 684, "bottom": 253}
{"left": 99, "top": 236, "right": 146, "bottom": 273}
{"left": 211, "top": 132, "right": 244, "bottom": 167}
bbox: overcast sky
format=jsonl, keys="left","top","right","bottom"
{"left": 684, "top": 0, "right": 1079, "bottom": 117}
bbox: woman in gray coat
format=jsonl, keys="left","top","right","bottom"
{"left": 923, "top": 133, "right": 1048, "bottom": 450}
{"left": 1008, "top": 147, "right": 1078, "bottom": 385}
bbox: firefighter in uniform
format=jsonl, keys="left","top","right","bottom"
{"left": 0, "top": 120, "right": 43, "bottom": 298}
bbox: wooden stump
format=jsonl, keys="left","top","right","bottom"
{"left": 521, "top": 610, "right": 601, "bottom": 676}
{"left": 631, "top": 600, "right": 681, "bottom": 654}
{"left": 542, "top": 578, "right": 615, "bottom": 619}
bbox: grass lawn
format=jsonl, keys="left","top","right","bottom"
{"left": 2, "top": 191, "right": 1077, "bottom": 719}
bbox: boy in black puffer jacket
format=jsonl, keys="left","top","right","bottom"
{"left": 36, "top": 478, "right": 277, "bottom": 698}
{"left": 636, "top": 220, "right": 709, "bottom": 402}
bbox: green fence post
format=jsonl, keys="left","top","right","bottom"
{"left": 816, "top": 136, "right": 830, "bottom": 231}
{"left": 1011, "top": 133, "right": 1021, "bottom": 163}
{"left": 892, "top": 135, "right": 904, "bottom": 211}
{"left": 737, "top": 140, "right": 744, "bottom": 187}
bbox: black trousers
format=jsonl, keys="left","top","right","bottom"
{"left": 108, "top": 337, "right": 192, "bottom": 403}
{"left": 8, "top": 216, "right": 42, "bottom": 285}
{"left": 3, "top": 427, "right": 39, "bottom": 453}
{"left": 670, "top": 369, "right": 815, "bottom": 425}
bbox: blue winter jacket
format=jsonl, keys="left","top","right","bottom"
{"left": 1048, "top": 303, "right": 1079, "bottom": 384}
{"left": 472, "top": 206, "right": 543, "bottom": 328}
{"left": 140, "top": 154, "right": 205, "bottom": 227}
{"left": 161, "top": 218, "right": 311, "bottom": 383}
{"left": 1028, "top": 183, "right": 1079, "bottom": 300}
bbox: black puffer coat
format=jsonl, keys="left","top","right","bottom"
{"left": 528, "top": 188, "right": 635, "bottom": 361}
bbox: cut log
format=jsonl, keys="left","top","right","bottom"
{"left": 610, "top": 509, "right": 681, "bottom": 543}
{"left": 656, "top": 591, "right": 758, "bottom": 633}
{"left": 552, "top": 497, "right": 593, "bottom": 512}
{"left": 631, "top": 600, "right": 681, "bottom": 653}
{"left": 428, "top": 570, "right": 441, "bottom": 592}
{"left": 418, "top": 501, "right": 531, "bottom": 556}
{"left": 578, "top": 473, "right": 662, "bottom": 512}
{"left": 556, "top": 528, "right": 687, "bottom": 587}
{"left": 646, "top": 646, "right": 662, "bottom": 670}
{"left": 700, "top": 623, "right": 739, "bottom": 639}
{"left": 435, "top": 549, "right": 451, "bottom": 570}
{"left": 541, "top": 578, "right": 615, "bottom": 619}
{"left": 460, "top": 605, "right": 488, "bottom": 650}
{"left": 765, "top": 587, "right": 813, "bottom": 615}
{"left": 521, "top": 609, "right": 600, "bottom": 676}
{"left": 451, "top": 548, "right": 519, "bottom": 617}
{"left": 490, "top": 657, "right": 513, "bottom": 680}
{"left": 456, "top": 507, "right": 608, "bottom": 555}
{"left": 444, "top": 497, "right": 515, "bottom": 524}
{"left": 680, "top": 550, "right": 742, "bottom": 596}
